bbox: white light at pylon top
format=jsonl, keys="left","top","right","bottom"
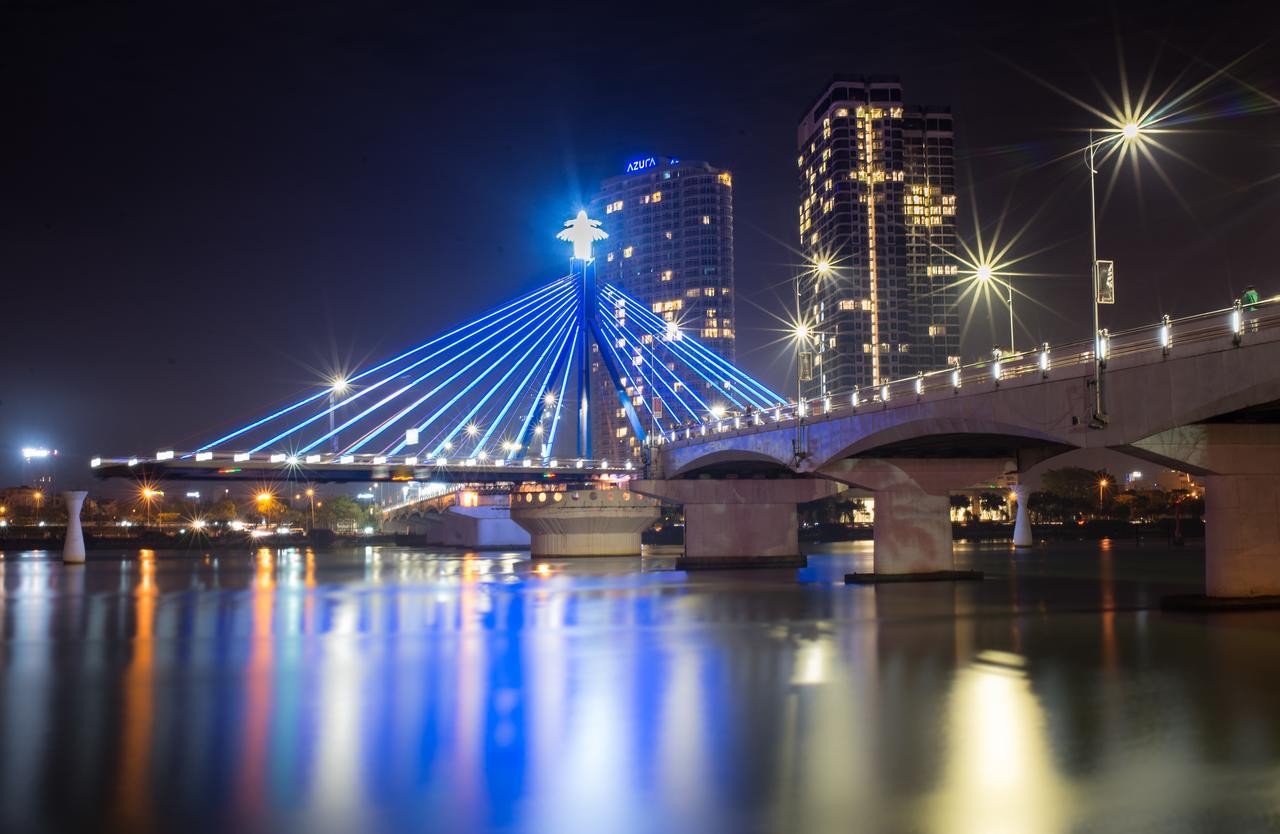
{"left": 975, "top": 264, "right": 993, "bottom": 282}
{"left": 1122, "top": 122, "right": 1140, "bottom": 140}
{"left": 557, "top": 210, "right": 608, "bottom": 261}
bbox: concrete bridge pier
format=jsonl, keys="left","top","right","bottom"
{"left": 1133, "top": 425, "right": 1280, "bottom": 603}
{"left": 630, "top": 478, "right": 843, "bottom": 569}
{"left": 821, "top": 459, "right": 1012, "bottom": 583}
{"left": 441, "top": 496, "right": 530, "bottom": 549}
{"left": 509, "top": 489, "right": 660, "bottom": 557}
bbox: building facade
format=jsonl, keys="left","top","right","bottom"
{"left": 796, "top": 75, "right": 959, "bottom": 399}
{"left": 588, "top": 156, "right": 737, "bottom": 461}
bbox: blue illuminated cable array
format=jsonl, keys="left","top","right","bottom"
{"left": 599, "top": 284, "right": 782, "bottom": 408}
{"left": 595, "top": 298, "right": 704, "bottom": 428}
{"left": 359, "top": 288, "right": 578, "bottom": 456}
{"left": 197, "top": 276, "right": 572, "bottom": 452}
{"left": 273, "top": 280, "right": 576, "bottom": 455}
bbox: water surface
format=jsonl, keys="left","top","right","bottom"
{"left": 2, "top": 540, "right": 1279, "bottom": 833}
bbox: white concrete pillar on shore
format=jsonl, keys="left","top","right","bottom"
{"left": 1012, "top": 484, "right": 1033, "bottom": 548}
{"left": 62, "top": 491, "right": 87, "bottom": 564}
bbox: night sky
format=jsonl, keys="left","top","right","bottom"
{"left": 3, "top": 0, "right": 1277, "bottom": 488}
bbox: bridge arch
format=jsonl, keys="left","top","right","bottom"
{"left": 667, "top": 447, "right": 794, "bottom": 479}
{"left": 812, "top": 416, "right": 1077, "bottom": 470}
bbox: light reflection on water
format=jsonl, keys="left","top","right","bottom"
{"left": 1, "top": 541, "right": 1279, "bottom": 833}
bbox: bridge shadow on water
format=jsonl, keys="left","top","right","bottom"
{"left": 1, "top": 539, "right": 1278, "bottom": 833}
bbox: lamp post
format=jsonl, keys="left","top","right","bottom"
{"left": 329, "top": 377, "right": 348, "bottom": 455}
{"left": 976, "top": 264, "right": 1015, "bottom": 352}
{"left": 1085, "top": 121, "right": 1140, "bottom": 425}
{"left": 306, "top": 488, "right": 315, "bottom": 530}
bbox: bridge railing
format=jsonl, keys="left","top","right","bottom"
{"left": 91, "top": 451, "right": 637, "bottom": 474}
{"left": 655, "top": 296, "right": 1280, "bottom": 445}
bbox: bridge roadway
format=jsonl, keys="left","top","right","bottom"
{"left": 637, "top": 301, "right": 1280, "bottom": 599}
{"left": 91, "top": 454, "right": 634, "bottom": 485}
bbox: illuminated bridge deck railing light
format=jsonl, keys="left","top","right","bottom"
{"left": 90, "top": 452, "right": 630, "bottom": 474}
{"left": 663, "top": 297, "right": 1280, "bottom": 448}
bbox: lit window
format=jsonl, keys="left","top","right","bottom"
{"left": 702, "top": 328, "right": 720, "bottom": 339}
{"left": 701, "top": 215, "right": 711, "bottom": 225}
{"left": 606, "top": 252, "right": 615, "bottom": 262}
{"left": 606, "top": 200, "right": 624, "bottom": 213}
{"left": 838, "top": 299, "right": 856, "bottom": 311}
{"left": 615, "top": 428, "right": 627, "bottom": 438}
{"left": 861, "top": 299, "right": 872, "bottom": 311}
{"left": 686, "top": 288, "right": 700, "bottom": 298}
{"left": 835, "top": 107, "right": 848, "bottom": 117}
{"left": 665, "top": 231, "right": 673, "bottom": 240}
{"left": 718, "top": 172, "right": 732, "bottom": 187}
{"left": 623, "top": 246, "right": 634, "bottom": 258}
{"left": 651, "top": 191, "right": 662, "bottom": 202}
{"left": 928, "top": 325, "right": 947, "bottom": 336}
{"left": 703, "top": 288, "right": 715, "bottom": 297}
{"left": 661, "top": 269, "right": 673, "bottom": 281}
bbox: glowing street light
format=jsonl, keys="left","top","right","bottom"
{"left": 140, "top": 486, "right": 160, "bottom": 527}
{"left": 329, "top": 375, "right": 349, "bottom": 454}
{"left": 973, "top": 261, "right": 1015, "bottom": 352}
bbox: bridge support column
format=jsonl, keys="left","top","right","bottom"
{"left": 62, "top": 491, "right": 87, "bottom": 564}
{"left": 442, "top": 499, "right": 531, "bottom": 549}
{"left": 821, "top": 459, "right": 1011, "bottom": 583}
{"left": 1012, "top": 484, "right": 1033, "bottom": 548}
{"left": 630, "top": 479, "right": 843, "bottom": 569}
{"left": 510, "top": 489, "right": 660, "bottom": 557}
{"left": 1132, "top": 425, "right": 1280, "bottom": 606}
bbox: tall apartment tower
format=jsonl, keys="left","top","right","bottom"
{"left": 796, "top": 76, "right": 959, "bottom": 399}
{"left": 588, "top": 156, "right": 736, "bottom": 461}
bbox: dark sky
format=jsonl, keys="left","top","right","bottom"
{"left": 3, "top": 0, "right": 1278, "bottom": 487}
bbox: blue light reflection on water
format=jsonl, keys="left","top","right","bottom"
{"left": 2, "top": 542, "right": 1280, "bottom": 833}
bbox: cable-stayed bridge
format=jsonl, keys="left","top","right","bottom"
{"left": 92, "top": 260, "right": 783, "bottom": 486}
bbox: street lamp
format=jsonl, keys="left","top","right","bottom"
{"left": 306, "top": 488, "right": 316, "bottom": 530}
{"left": 1085, "top": 120, "right": 1143, "bottom": 424}
{"left": 1098, "top": 477, "right": 1108, "bottom": 510}
{"left": 140, "top": 487, "right": 157, "bottom": 527}
{"left": 975, "top": 263, "right": 1016, "bottom": 352}
{"left": 329, "top": 376, "right": 349, "bottom": 454}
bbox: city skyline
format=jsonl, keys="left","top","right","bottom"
{"left": 2, "top": 1, "right": 1277, "bottom": 485}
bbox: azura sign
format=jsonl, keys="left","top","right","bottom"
{"left": 625, "top": 157, "right": 657, "bottom": 174}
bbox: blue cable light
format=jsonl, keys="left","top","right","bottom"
{"left": 381, "top": 294, "right": 579, "bottom": 456}
{"left": 199, "top": 276, "right": 572, "bottom": 451}
{"left": 302, "top": 287, "right": 577, "bottom": 455}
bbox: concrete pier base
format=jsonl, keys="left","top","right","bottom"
{"left": 440, "top": 501, "right": 530, "bottom": 549}
{"left": 1132, "top": 425, "right": 1280, "bottom": 602}
{"left": 1012, "top": 484, "right": 1033, "bottom": 547}
{"left": 630, "top": 478, "right": 842, "bottom": 569}
{"left": 510, "top": 489, "right": 660, "bottom": 557}
{"left": 1203, "top": 473, "right": 1280, "bottom": 597}
{"left": 820, "top": 459, "right": 1009, "bottom": 582}
{"left": 62, "top": 491, "right": 87, "bottom": 564}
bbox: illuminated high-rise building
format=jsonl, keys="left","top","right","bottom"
{"left": 588, "top": 156, "right": 736, "bottom": 460}
{"left": 796, "top": 75, "right": 959, "bottom": 399}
